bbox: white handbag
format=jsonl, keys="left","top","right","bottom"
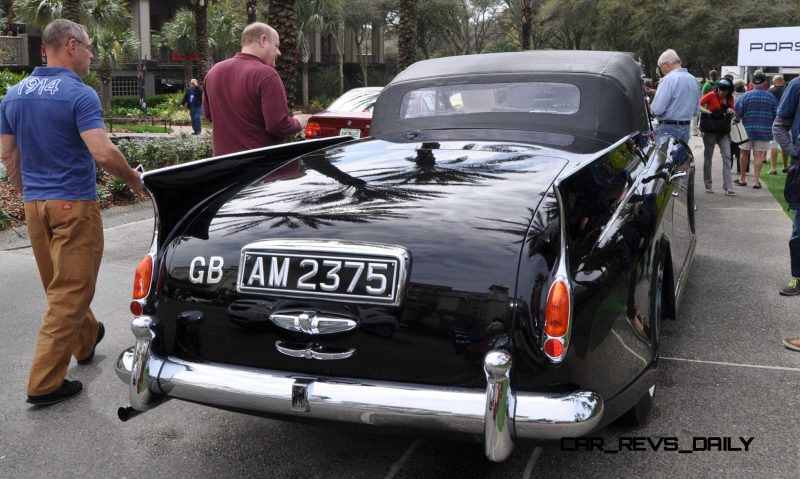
{"left": 729, "top": 116, "right": 749, "bottom": 145}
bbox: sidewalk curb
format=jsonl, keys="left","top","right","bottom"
{"left": 0, "top": 201, "right": 153, "bottom": 251}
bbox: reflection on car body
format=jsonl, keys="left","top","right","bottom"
{"left": 115, "top": 51, "right": 696, "bottom": 462}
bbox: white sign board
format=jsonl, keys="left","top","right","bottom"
{"left": 720, "top": 65, "right": 745, "bottom": 81}
{"left": 738, "top": 27, "right": 800, "bottom": 66}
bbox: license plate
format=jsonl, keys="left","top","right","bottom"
{"left": 237, "top": 240, "right": 410, "bottom": 305}
{"left": 339, "top": 128, "right": 361, "bottom": 138}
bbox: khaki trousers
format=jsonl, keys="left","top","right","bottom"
{"left": 25, "top": 200, "right": 103, "bottom": 396}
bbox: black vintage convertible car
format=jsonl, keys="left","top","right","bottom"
{"left": 116, "top": 50, "right": 696, "bottom": 461}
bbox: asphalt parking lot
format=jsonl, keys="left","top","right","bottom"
{"left": 1, "top": 136, "right": 799, "bottom": 478}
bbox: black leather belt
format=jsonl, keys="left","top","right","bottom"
{"left": 659, "top": 120, "right": 690, "bottom": 125}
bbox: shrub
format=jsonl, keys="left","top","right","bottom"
{"left": 0, "top": 206, "right": 10, "bottom": 229}
{"left": 96, "top": 185, "right": 110, "bottom": 209}
{"left": 113, "top": 135, "right": 212, "bottom": 171}
{"left": 107, "top": 178, "right": 133, "bottom": 198}
{"left": 0, "top": 69, "right": 28, "bottom": 97}
{"left": 112, "top": 93, "right": 182, "bottom": 111}
{"left": 309, "top": 66, "right": 341, "bottom": 100}
{"left": 0, "top": 167, "right": 8, "bottom": 182}
{"left": 309, "top": 98, "right": 327, "bottom": 112}
{"left": 82, "top": 71, "right": 101, "bottom": 93}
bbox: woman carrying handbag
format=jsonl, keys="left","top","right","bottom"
{"left": 699, "top": 78, "right": 736, "bottom": 195}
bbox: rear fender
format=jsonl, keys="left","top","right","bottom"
{"left": 141, "top": 137, "right": 351, "bottom": 252}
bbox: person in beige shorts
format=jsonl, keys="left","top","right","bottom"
{"left": 734, "top": 72, "right": 778, "bottom": 189}
{"left": 738, "top": 139, "right": 771, "bottom": 188}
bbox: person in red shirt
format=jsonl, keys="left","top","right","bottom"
{"left": 202, "top": 23, "right": 302, "bottom": 157}
{"left": 699, "top": 78, "right": 736, "bottom": 195}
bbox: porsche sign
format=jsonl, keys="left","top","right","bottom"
{"left": 738, "top": 27, "right": 800, "bottom": 67}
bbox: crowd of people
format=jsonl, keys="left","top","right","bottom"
{"left": 650, "top": 48, "right": 800, "bottom": 352}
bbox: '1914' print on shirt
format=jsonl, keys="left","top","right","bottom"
{"left": 17, "top": 78, "right": 61, "bottom": 95}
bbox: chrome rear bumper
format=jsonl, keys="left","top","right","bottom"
{"left": 116, "top": 315, "right": 604, "bottom": 462}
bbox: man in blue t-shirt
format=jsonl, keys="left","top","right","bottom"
{"left": 0, "top": 19, "right": 143, "bottom": 406}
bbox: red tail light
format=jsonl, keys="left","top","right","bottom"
{"left": 544, "top": 279, "right": 570, "bottom": 337}
{"left": 543, "top": 338, "right": 564, "bottom": 357}
{"left": 132, "top": 255, "right": 153, "bottom": 300}
{"left": 305, "top": 121, "right": 321, "bottom": 137}
{"left": 543, "top": 278, "right": 571, "bottom": 362}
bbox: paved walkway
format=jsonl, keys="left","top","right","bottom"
{"left": 675, "top": 134, "right": 798, "bottom": 363}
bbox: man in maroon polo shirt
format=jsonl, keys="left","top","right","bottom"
{"left": 202, "top": 22, "right": 301, "bottom": 156}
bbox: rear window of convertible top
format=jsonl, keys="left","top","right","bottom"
{"left": 399, "top": 82, "right": 580, "bottom": 119}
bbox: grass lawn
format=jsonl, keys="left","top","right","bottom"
{"left": 759, "top": 152, "right": 791, "bottom": 219}
{"left": 106, "top": 123, "right": 173, "bottom": 134}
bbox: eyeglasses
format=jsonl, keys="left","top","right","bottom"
{"left": 71, "top": 38, "right": 92, "bottom": 53}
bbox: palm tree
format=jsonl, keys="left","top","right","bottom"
{"left": 316, "top": 0, "right": 345, "bottom": 95}
{"left": 14, "top": 0, "right": 129, "bottom": 31}
{"left": 296, "top": 0, "right": 326, "bottom": 108}
{"left": 397, "top": 0, "right": 417, "bottom": 71}
{"left": 520, "top": 0, "right": 533, "bottom": 50}
{"left": 208, "top": 6, "right": 243, "bottom": 62}
{"left": 12, "top": 0, "right": 61, "bottom": 29}
{"left": 91, "top": 28, "right": 138, "bottom": 112}
{"left": 246, "top": 0, "right": 258, "bottom": 23}
{"left": 268, "top": 0, "right": 298, "bottom": 109}
{"left": 160, "top": 8, "right": 197, "bottom": 87}
{"left": 62, "top": 0, "right": 79, "bottom": 22}
{"left": 192, "top": 0, "right": 210, "bottom": 81}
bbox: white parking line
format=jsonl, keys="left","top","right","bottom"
{"left": 384, "top": 438, "right": 421, "bottom": 479}
{"left": 704, "top": 207, "right": 783, "bottom": 211}
{"left": 522, "top": 447, "right": 543, "bottom": 479}
{"left": 104, "top": 218, "right": 153, "bottom": 231}
{"left": 662, "top": 356, "right": 800, "bottom": 372}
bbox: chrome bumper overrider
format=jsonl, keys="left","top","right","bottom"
{"left": 116, "top": 315, "right": 604, "bottom": 462}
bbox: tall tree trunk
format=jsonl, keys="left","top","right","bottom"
{"left": 195, "top": 3, "right": 210, "bottom": 82}
{"left": 353, "top": 35, "right": 368, "bottom": 87}
{"left": 398, "top": 0, "right": 417, "bottom": 71}
{"left": 520, "top": 0, "right": 532, "bottom": 50}
{"left": 335, "top": 23, "right": 344, "bottom": 95}
{"left": 270, "top": 0, "right": 298, "bottom": 109}
{"left": 183, "top": 57, "right": 193, "bottom": 88}
{"left": 62, "top": 0, "right": 81, "bottom": 23}
{"left": 100, "top": 65, "right": 112, "bottom": 114}
{"left": 246, "top": 0, "right": 258, "bottom": 24}
{"left": 302, "top": 61, "right": 309, "bottom": 108}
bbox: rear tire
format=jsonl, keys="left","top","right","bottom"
{"left": 621, "top": 384, "right": 655, "bottom": 427}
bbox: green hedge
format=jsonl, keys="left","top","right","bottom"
{"left": 112, "top": 135, "right": 212, "bottom": 171}
{"left": 112, "top": 93, "right": 182, "bottom": 110}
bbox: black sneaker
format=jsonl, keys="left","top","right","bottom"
{"left": 27, "top": 379, "right": 83, "bottom": 406}
{"left": 77, "top": 322, "right": 104, "bottom": 365}
{"left": 780, "top": 278, "right": 800, "bottom": 296}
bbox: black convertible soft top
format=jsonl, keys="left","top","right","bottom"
{"left": 371, "top": 50, "right": 650, "bottom": 149}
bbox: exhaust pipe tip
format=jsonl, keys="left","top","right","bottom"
{"left": 118, "top": 405, "right": 143, "bottom": 422}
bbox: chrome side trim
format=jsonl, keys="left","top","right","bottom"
{"left": 673, "top": 233, "right": 696, "bottom": 313}
{"left": 483, "top": 350, "right": 516, "bottom": 461}
{"left": 115, "top": 346, "right": 604, "bottom": 458}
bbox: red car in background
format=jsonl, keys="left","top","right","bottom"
{"left": 305, "top": 87, "right": 382, "bottom": 139}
